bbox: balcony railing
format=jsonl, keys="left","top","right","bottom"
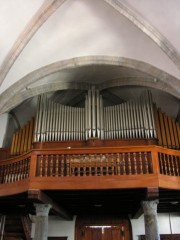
{"left": 0, "top": 146, "right": 180, "bottom": 193}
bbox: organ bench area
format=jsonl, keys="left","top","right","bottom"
{"left": 0, "top": 89, "right": 180, "bottom": 239}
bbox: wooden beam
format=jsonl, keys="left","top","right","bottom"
{"left": 146, "top": 187, "right": 159, "bottom": 200}
{"left": 28, "top": 189, "right": 72, "bottom": 220}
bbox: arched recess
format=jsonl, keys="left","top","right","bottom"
{"left": 0, "top": 55, "right": 179, "bottom": 114}
{"left": 75, "top": 215, "right": 132, "bottom": 240}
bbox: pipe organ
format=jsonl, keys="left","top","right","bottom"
{"left": 9, "top": 88, "right": 180, "bottom": 156}
{"left": 34, "top": 89, "right": 157, "bottom": 143}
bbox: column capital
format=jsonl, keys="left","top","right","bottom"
{"left": 141, "top": 200, "right": 159, "bottom": 215}
{"left": 34, "top": 203, "right": 51, "bottom": 217}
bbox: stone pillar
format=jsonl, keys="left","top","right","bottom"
{"left": 34, "top": 204, "right": 51, "bottom": 240}
{"left": 142, "top": 200, "right": 160, "bottom": 240}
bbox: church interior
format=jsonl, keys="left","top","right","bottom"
{"left": 0, "top": 0, "right": 180, "bottom": 239}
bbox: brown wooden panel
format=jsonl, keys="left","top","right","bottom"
{"left": 172, "top": 120, "right": 179, "bottom": 149}
{"left": 176, "top": 122, "right": 180, "bottom": 148}
{"left": 159, "top": 111, "right": 167, "bottom": 147}
{"left": 155, "top": 108, "right": 162, "bottom": 146}
{"left": 168, "top": 116, "right": 176, "bottom": 148}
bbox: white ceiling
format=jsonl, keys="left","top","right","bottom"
{"left": 0, "top": 0, "right": 179, "bottom": 119}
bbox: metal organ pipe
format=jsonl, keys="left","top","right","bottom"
{"left": 34, "top": 89, "right": 157, "bottom": 142}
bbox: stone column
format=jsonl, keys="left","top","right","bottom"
{"left": 142, "top": 200, "right": 160, "bottom": 240}
{"left": 34, "top": 204, "right": 51, "bottom": 240}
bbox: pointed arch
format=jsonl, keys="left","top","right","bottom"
{"left": 103, "top": 0, "right": 180, "bottom": 69}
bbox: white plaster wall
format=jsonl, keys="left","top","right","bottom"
{"left": 31, "top": 213, "right": 180, "bottom": 240}
{"left": 31, "top": 216, "right": 76, "bottom": 240}
{"left": 0, "top": 113, "right": 9, "bottom": 147}
{"left": 131, "top": 213, "right": 180, "bottom": 240}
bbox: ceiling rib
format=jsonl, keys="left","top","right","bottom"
{"left": 103, "top": 0, "right": 180, "bottom": 69}
{"left": 0, "top": 0, "right": 67, "bottom": 87}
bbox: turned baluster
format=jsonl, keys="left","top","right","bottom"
{"left": 62, "top": 155, "right": 65, "bottom": 176}
{"left": 100, "top": 154, "right": 103, "bottom": 176}
{"left": 26, "top": 158, "right": 31, "bottom": 177}
{"left": 3, "top": 165, "right": 7, "bottom": 183}
{"left": 110, "top": 154, "right": 114, "bottom": 175}
{"left": 164, "top": 154, "right": 168, "bottom": 175}
{"left": 139, "top": 152, "right": 143, "bottom": 174}
{"left": 158, "top": 153, "right": 164, "bottom": 174}
{"left": 83, "top": 155, "right": 86, "bottom": 176}
{"left": 18, "top": 160, "right": 22, "bottom": 180}
{"left": 55, "top": 155, "right": 59, "bottom": 176}
{"left": 77, "top": 155, "right": 81, "bottom": 176}
{"left": 116, "top": 153, "right": 120, "bottom": 175}
{"left": 133, "top": 152, "right": 137, "bottom": 175}
{"left": 175, "top": 156, "right": 180, "bottom": 176}
{"left": 167, "top": 155, "right": 171, "bottom": 175}
{"left": 144, "top": 152, "right": 149, "bottom": 174}
{"left": 171, "top": 155, "right": 175, "bottom": 176}
{"left": 106, "top": 154, "right": 109, "bottom": 175}
{"left": 127, "top": 153, "right": 132, "bottom": 175}
{"left": 22, "top": 159, "right": 27, "bottom": 179}
{"left": 70, "top": 155, "right": 74, "bottom": 177}
{"left": 7, "top": 164, "right": 12, "bottom": 182}
{"left": 89, "top": 155, "right": 92, "bottom": 176}
{"left": 21, "top": 160, "right": 26, "bottom": 180}
{"left": 39, "top": 155, "right": 43, "bottom": 177}
{"left": 50, "top": 155, "right": 54, "bottom": 177}
{"left": 122, "top": 153, "right": 126, "bottom": 175}
{"left": 44, "top": 155, "right": 49, "bottom": 177}
{"left": 94, "top": 155, "right": 98, "bottom": 176}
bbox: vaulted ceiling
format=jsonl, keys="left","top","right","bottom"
{"left": 0, "top": 0, "right": 180, "bottom": 122}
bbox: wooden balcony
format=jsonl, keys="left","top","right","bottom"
{"left": 0, "top": 145, "right": 180, "bottom": 196}
{"left": 0, "top": 143, "right": 180, "bottom": 219}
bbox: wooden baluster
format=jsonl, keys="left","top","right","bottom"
{"left": 62, "top": 155, "right": 65, "bottom": 176}
{"left": 8, "top": 164, "right": 12, "bottom": 182}
{"left": 77, "top": 155, "right": 81, "bottom": 176}
{"left": 110, "top": 154, "right": 114, "bottom": 175}
{"left": 106, "top": 154, "right": 109, "bottom": 176}
{"left": 70, "top": 155, "right": 74, "bottom": 177}
{"left": 18, "top": 160, "right": 22, "bottom": 180}
{"left": 167, "top": 154, "right": 171, "bottom": 175}
{"left": 116, "top": 153, "right": 120, "bottom": 175}
{"left": 162, "top": 153, "right": 167, "bottom": 175}
{"left": 27, "top": 158, "right": 30, "bottom": 178}
{"left": 88, "top": 155, "right": 92, "bottom": 176}
{"left": 50, "top": 155, "right": 54, "bottom": 177}
{"left": 11, "top": 163, "right": 14, "bottom": 182}
{"left": 128, "top": 152, "right": 132, "bottom": 175}
{"left": 44, "top": 155, "right": 48, "bottom": 177}
{"left": 122, "top": 153, "right": 126, "bottom": 175}
{"left": 175, "top": 156, "right": 180, "bottom": 176}
{"left": 23, "top": 159, "right": 27, "bottom": 179}
{"left": 133, "top": 152, "right": 137, "bottom": 175}
{"left": 83, "top": 155, "right": 86, "bottom": 176}
{"left": 100, "top": 154, "right": 103, "bottom": 176}
{"left": 94, "top": 155, "right": 97, "bottom": 176}
{"left": 158, "top": 153, "right": 164, "bottom": 174}
{"left": 139, "top": 152, "right": 143, "bottom": 174}
{"left": 19, "top": 160, "right": 26, "bottom": 179}
{"left": 39, "top": 155, "right": 43, "bottom": 177}
{"left": 55, "top": 155, "right": 59, "bottom": 177}
{"left": 3, "top": 165, "right": 7, "bottom": 183}
{"left": 144, "top": 152, "right": 149, "bottom": 174}
{"left": 170, "top": 155, "right": 175, "bottom": 176}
